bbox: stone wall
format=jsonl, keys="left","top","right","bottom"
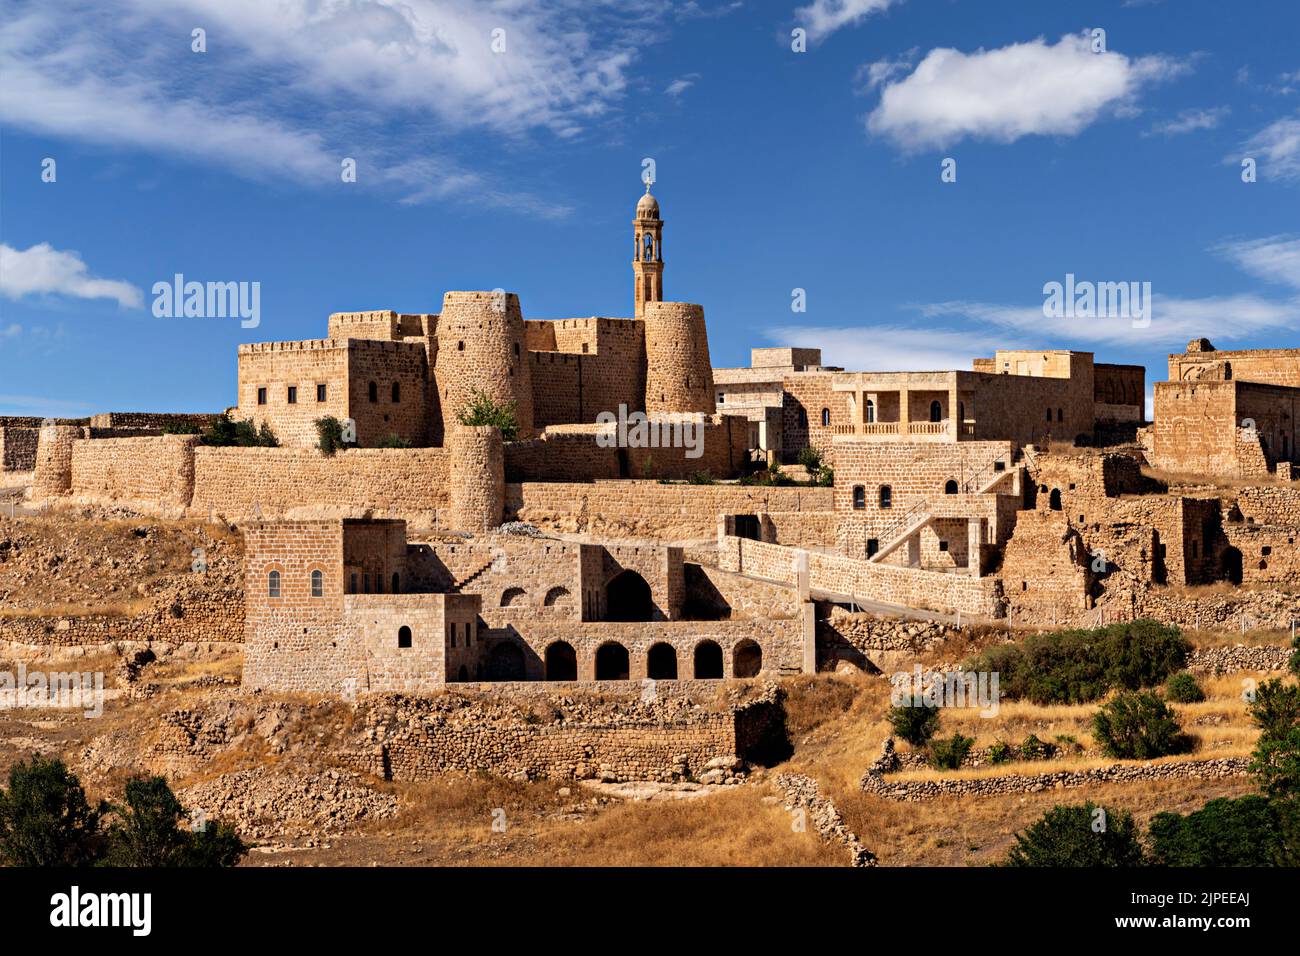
{"left": 0, "top": 427, "right": 38, "bottom": 472}
{"left": 448, "top": 426, "right": 504, "bottom": 532}
{"left": 643, "top": 302, "right": 714, "bottom": 415}
{"left": 434, "top": 291, "right": 535, "bottom": 439}
{"left": 70, "top": 436, "right": 198, "bottom": 507}
{"left": 32, "top": 425, "right": 83, "bottom": 497}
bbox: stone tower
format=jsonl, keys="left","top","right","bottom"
{"left": 448, "top": 425, "right": 504, "bottom": 533}
{"left": 433, "top": 290, "right": 534, "bottom": 441}
{"left": 643, "top": 301, "right": 716, "bottom": 415}
{"left": 632, "top": 183, "right": 663, "bottom": 319}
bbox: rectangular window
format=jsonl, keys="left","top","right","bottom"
{"left": 317, "top": 383, "right": 327, "bottom": 402}
{"left": 256, "top": 387, "right": 267, "bottom": 405}
{"left": 938, "top": 541, "right": 949, "bottom": 552}
{"left": 465, "top": 622, "right": 472, "bottom": 645}
{"left": 287, "top": 386, "right": 297, "bottom": 404}
{"left": 350, "top": 573, "right": 357, "bottom": 594}
{"left": 363, "top": 573, "right": 370, "bottom": 594}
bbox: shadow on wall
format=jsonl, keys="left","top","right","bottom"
{"left": 735, "top": 692, "right": 793, "bottom": 767}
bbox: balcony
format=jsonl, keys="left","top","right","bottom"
{"left": 833, "top": 420, "right": 960, "bottom": 441}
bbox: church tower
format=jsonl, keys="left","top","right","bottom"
{"left": 632, "top": 182, "right": 663, "bottom": 318}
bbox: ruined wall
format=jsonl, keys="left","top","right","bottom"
{"left": 1093, "top": 363, "right": 1145, "bottom": 420}
{"left": 87, "top": 412, "right": 222, "bottom": 431}
{"left": 0, "top": 427, "right": 38, "bottom": 472}
{"left": 685, "top": 563, "right": 802, "bottom": 620}
{"left": 997, "top": 510, "right": 1092, "bottom": 619}
{"left": 70, "top": 436, "right": 198, "bottom": 507}
{"left": 1150, "top": 380, "right": 1298, "bottom": 478}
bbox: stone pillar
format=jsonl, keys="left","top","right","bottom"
{"left": 898, "top": 387, "right": 910, "bottom": 435}
{"left": 968, "top": 518, "right": 984, "bottom": 578}
{"left": 33, "top": 425, "right": 81, "bottom": 497}
{"left": 905, "top": 533, "right": 920, "bottom": 568}
{"left": 800, "top": 601, "right": 817, "bottom": 675}
{"left": 448, "top": 425, "right": 504, "bottom": 533}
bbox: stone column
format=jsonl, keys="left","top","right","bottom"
{"left": 898, "top": 387, "right": 910, "bottom": 435}
{"left": 33, "top": 425, "right": 81, "bottom": 498}
{"left": 448, "top": 425, "right": 504, "bottom": 533}
{"left": 905, "top": 533, "right": 920, "bottom": 568}
{"left": 968, "top": 518, "right": 984, "bottom": 578}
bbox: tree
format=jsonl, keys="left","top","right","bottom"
{"left": 102, "top": 775, "right": 246, "bottom": 868}
{"left": 1164, "top": 671, "right": 1205, "bottom": 703}
{"left": 1003, "top": 802, "right": 1144, "bottom": 867}
{"left": 1092, "top": 690, "right": 1192, "bottom": 760}
{"left": 0, "top": 756, "right": 105, "bottom": 867}
{"left": 1248, "top": 679, "right": 1300, "bottom": 797}
{"left": 796, "top": 445, "right": 821, "bottom": 471}
{"left": 315, "top": 416, "right": 351, "bottom": 456}
{"left": 1148, "top": 796, "right": 1299, "bottom": 866}
{"left": 456, "top": 388, "right": 519, "bottom": 441}
{"left": 929, "top": 733, "right": 974, "bottom": 770}
{"left": 887, "top": 703, "right": 941, "bottom": 747}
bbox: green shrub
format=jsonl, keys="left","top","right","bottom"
{"left": 687, "top": 470, "right": 715, "bottom": 485}
{"left": 887, "top": 703, "right": 941, "bottom": 747}
{"left": 102, "top": 775, "right": 246, "bottom": 867}
{"left": 1148, "top": 795, "right": 1300, "bottom": 866}
{"left": 1248, "top": 678, "right": 1300, "bottom": 797}
{"left": 966, "top": 620, "right": 1190, "bottom": 705}
{"left": 161, "top": 422, "right": 201, "bottom": 435}
{"left": 0, "top": 756, "right": 106, "bottom": 867}
{"left": 315, "top": 416, "right": 352, "bottom": 456}
{"left": 1164, "top": 671, "right": 1205, "bottom": 703}
{"left": 1020, "top": 734, "right": 1056, "bottom": 761}
{"left": 815, "top": 466, "right": 834, "bottom": 487}
{"left": 199, "top": 414, "right": 278, "bottom": 447}
{"left": 378, "top": 433, "right": 413, "bottom": 449}
{"left": 1092, "top": 691, "right": 1192, "bottom": 760}
{"left": 1003, "top": 802, "right": 1145, "bottom": 867}
{"left": 456, "top": 388, "right": 519, "bottom": 441}
{"left": 988, "top": 740, "right": 1014, "bottom": 765}
{"left": 796, "top": 446, "right": 822, "bottom": 471}
{"left": 929, "top": 733, "right": 975, "bottom": 770}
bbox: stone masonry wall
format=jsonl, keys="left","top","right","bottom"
{"left": 70, "top": 436, "right": 198, "bottom": 507}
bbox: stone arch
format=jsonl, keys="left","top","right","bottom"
{"left": 595, "top": 641, "right": 630, "bottom": 680}
{"left": 1049, "top": 488, "right": 1063, "bottom": 511}
{"left": 543, "top": 586, "right": 572, "bottom": 607}
{"left": 866, "top": 398, "right": 875, "bottom": 423}
{"left": 489, "top": 642, "right": 526, "bottom": 681}
{"left": 944, "top": 479, "right": 959, "bottom": 495}
{"left": 605, "top": 570, "right": 653, "bottom": 622}
{"left": 647, "top": 642, "right": 678, "bottom": 680}
{"left": 500, "top": 587, "right": 527, "bottom": 607}
{"left": 929, "top": 400, "right": 942, "bottom": 423}
{"left": 733, "top": 639, "right": 762, "bottom": 678}
{"left": 820, "top": 407, "right": 831, "bottom": 427}
{"left": 398, "top": 625, "right": 412, "bottom": 648}
{"left": 544, "top": 641, "right": 577, "bottom": 681}
{"left": 694, "top": 640, "right": 723, "bottom": 679}
{"left": 267, "top": 569, "right": 281, "bottom": 598}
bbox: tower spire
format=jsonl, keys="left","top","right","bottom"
{"left": 633, "top": 183, "right": 663, "bottom": 318}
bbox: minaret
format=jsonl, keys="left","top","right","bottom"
{"left": 633, "top": 182, "right": 663, "bottom": 318}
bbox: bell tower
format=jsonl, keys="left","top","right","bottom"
{"left": 632, "top": 182, "right": 663, "bottom": 318}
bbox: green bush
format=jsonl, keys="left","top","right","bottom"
{"left": 815, "top": 466, "right": 834, "bottom": 487}
{"left": 199, "top": 414, "right": 277, "bottom": 447}
{"left": 796, "top": 446, "right": 822, "bottom": 471}
{"left": 315, "top": 416, "right": 352, "bottom": 456}
{"left": 929, "top": 733, "right": 975, "bottom": 770}
{"left": 378, "top": 433, "right": 413, "bottom": 449}
{"left": 965, "top": 620, "right": 1190, "bottom": 705}
{"left": 988, "top": 741, "right": 1014, "bottom": 765}
{"left": 0, "top": 756, "right": 106, "bottom": 866}
{"left": 1148, "top": 795, "right": 1300, "bottom": 866}
{"left": 1248, "top": 678, "right": 1300, "bottom": 797}
{"left": 161, "top": 422, "right": 201, "bottom": 435}
{"left": 1164, "top": 671, "right": 1205, "bottom": 703}
{"left": 887, "top": 703, "right": 941, "bottom": 747}
{"left": 1003, "top": 802, "right": 1145, "bottom": 867}
{"left": 687, "top": 470, "right": 715, "bottom": 485}
{"left": 102, "top": 775, "right": 246, "bottom": 867}
{"left": 1020, "top": 734, "right": 1055, "bottom": 761}
{"left": 456, "top": 388, "right": 519, "bottom": 441}
{"left": 1092, "top": 691, "right": 1192, "bottom": 760}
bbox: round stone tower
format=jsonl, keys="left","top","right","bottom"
{"left": 448, "top": 424, "right": 504, "bottom": 533}
{"left": 643, "top": 301, "right": 716, "bottom": 415}
{"left": 433, "top": 290, "right": 534, "bottom": 441}
{"left": 33, "top": 425, "right": 81, "bottom": 497}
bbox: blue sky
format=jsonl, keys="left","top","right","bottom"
{"left": 1, "top": 0, "right": 1298, "bottom": 418}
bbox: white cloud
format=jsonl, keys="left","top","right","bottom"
{"left": 664, "top": 73, "right": 702, "bottom": 97}
{"left": 1212, "top": 236, "right": 1300, "bottom": 290}
{"left": 854, "top": 50, "right": 917, "bottom": 93}
{"left": 0, "top": 243, "right": 142, "bottom": 308}
{"left": 867, "top": 33, "right": 1190, "bottom": 151}
{"left": 0, "top": 324, "right": 21, "bottom": 338}
{"left": 1240, "top": 113, "right": 1300, "bottom": 182}
{"left": 1146, "top": 105, "right": 1229, "bottom": 136}
{"left": 765, "top": 324, "right": 1002, "bottom": 372}
{"left": 794, "top": 0, "right": 900, "bottom": 44}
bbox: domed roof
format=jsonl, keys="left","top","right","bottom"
{"left": 636, "top": 183, "right": 659, "bottom": 218}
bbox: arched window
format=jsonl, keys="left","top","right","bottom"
{"left": 1057, "top": 408, "right": 1063, "bottom": 422}
{"left": 733, "top": 639, "right": 762, "bottom": 678}
{"left": 929, "top": 400, "right": 942, "bottom": 423}
{"left": 1046, "top": 408, "right": 1053, "bottom": 422}
{"left": 398, "top": 625, "right": 412, "bottom": 648}
{"left": 545, "top": 641, "right": 577, "bottom": 681}
{"left": 852, "top": 485, "right": 866, "bottom": 510}
{"left": 391, "top": 382, "right": 401, "bottom": 403}
{"left": 693, "top": 640, "right": 723, "bottom": 679}
{"left": 879, "top": 485, "right": 893, "bottom": 509}
{"left": 820, "top": 407, "right": 831, "bottom": 427}
{"left": 500, "top": 587, "right": 527, "bottom": 607}
{"left": 595, "top": 642, "right": 630, "bottom": 680}
{"left": 798, "top": 408, "right": 808, "bottom": 429}
{"left": 391, "top": 572, "right": 400, "bottom": 594}
{"left": 268, "top": 570, "right": 281, "bottom": 598}
{"left": 944, "top": 479, "right": 959, "bottom": 495}
{"left": 310, "top": 569, "right": 323, "bottom": 598}
{"left": 368, "top": 381, "right": 378, "bottom": 403}
{"left": 866, "top": 399, "right": 875, "bottom": 423}
{"left": 647, "top": 642, "right": 678, "bottom": 680}
{"left": 958, "top": 401, "right": 965, "bottom": 422}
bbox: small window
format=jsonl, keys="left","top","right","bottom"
{"left": 944, "top": 479, "right": 959, "bottom": 495}
{"left": 363, "top": 573, "right": 370, "bottom": 594}
{"left": 287, "top": 386, "right": 297, "bottom": 404}
{"left": 820, "top": 407, "right": 831, "bottom": 427}
{"left": 450, "top": 628, "right": 457, "bottom": 648}
{"left": 350, "top": 572, "right": 358, "bottom": 594}
{"left": 1057, "top": 408, "right": 1064, "bottom": 422}
{"left": 798, "top": 408, "right": 808, "bottom": 429}
{"left": 398, "top": 626, "right": 412, "bottom": 649}
{"left": 257, "top": 387, "right": 267, "bottom": 406}
{"left": 317, "top": 383, "right": 327, "bottom": 402}
{"left": 852, "top": 485, "right": 865, "bottom": 510}
{"left": 464, "top": 622, "right": 472, "bottom": 645}
{"left": 1046, "top": 409, "right": 1052, "bottom": 422}
{"left": 391, "top": 382, "right": 400, "bottom": 403}
{"left": 368, "top": 381, "right": 378, "bottom": 403}
{"left": 866, "top": 399, "right": 875, "bottom": 423}
{"left": 457, "top": 341, "right": 464, "bottom": 351}
{"left": 513, "top": 343, "right": 520, "bottom": 357}
{"left": 268, "top": 570, "right": 281, "bottom": 598}
{"left": 879, "top": 485, "right": 893, "bottom": 509}
{"left": 310, "top": 569, "right": 323, "bottom": 598}
{"left": 929, "top": 401, "right": 942, "bottom": 423}
{"left": 866, "top": 538, "right": 879, "bottom": 557}
{"left": 391, "top": 572, "right": 400, "bottom": 594}
{"left": 938, "top": 541, "right": 949, "bottom": 552}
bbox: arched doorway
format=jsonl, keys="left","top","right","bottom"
{"left": 929, "top": 400, "right": 942, "bottom": 423}
{"left": 694, "top": 640, "right": 723, "bottom": 679}
{"left": 1049, "top": 488, "right": 1062, "bottom": 511}
{"left": 595, "top": 642, "right": 630, "bottom": 680}
{"left": 488, "top": 642, "right": 525, "bottom": 681}
{"left": 733, "top": 639, "right": 762, "bottom": 678}
{"left": 647, "top": 642, "right": 678, "bottom": 680}
{"left": 605, "top": 570, "right": 654, "bottom": 622}
{"left": 1222, "top": 547, "right": 1243, "bottom": 585}
{"left": 544, "top": 641, "right": 577, "bottom": 681}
